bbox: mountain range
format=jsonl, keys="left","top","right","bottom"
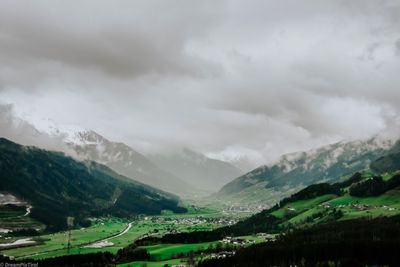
{"left": 34, "top": 121, "right": 242, "bottom": 195}
{"left": 218, "top": 137, "right": 396, "bottom": 205}
{"left": 60, "top": 128, "right": 194, "bottom": 195}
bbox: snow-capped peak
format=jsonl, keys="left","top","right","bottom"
{"left": 28, "top": 118, "right": 97, "bottom": 145}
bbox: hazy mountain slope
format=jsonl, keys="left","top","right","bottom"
{"left": 218, "top": 137, "right": 394, "bottom": 205}
{"left": 0, "top": 138, "right": 186, "bottom": 230}
{"left": 371, "top": 140, "right": 400, "bottom": 173}
{"left": 148, "top": 148, "right": 243, "bottom": 192}
{"left": 40, "top": 124, "right": 194, "bottom": 195}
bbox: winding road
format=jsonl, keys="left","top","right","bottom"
{"left": 12, "top": 221, "right": 135, "bottom": 258}
{"left": 23, "top": 205, "right": 32, "bottom": 217}
{"left": 83, "top": 221, "right": 133, "bottom": 248}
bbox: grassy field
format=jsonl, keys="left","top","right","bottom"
{"left": 1, "top": 203, "right": 227, "bottom": 260}
{"left": 330, "top": 188, "right": 400, "bottom": 220}
{"left": 146, "top": 242, "right": 216, "bottom": 261}
{"left": 1, "top": 210, "right": 263, "bottom": 266}
{"left": 2, "top": 218, "right": 128, "bottom": 259}
{"left": 117, "top": 234, "right": 267, "bottom": 267}
{"left": 271, "top": 185, "right": 400, "bottom": 228}
{"left": 271, "top": 194, "right": 337, "bottom": 219}
{"left": 117, "top": 258, "right": 185, "bottom": 267}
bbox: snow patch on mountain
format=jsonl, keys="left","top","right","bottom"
{"left": 269, "top": 137, "right": 395, "bottom": 175}
{"left": 30, "top": 118, "right": 95, "bottom": 145}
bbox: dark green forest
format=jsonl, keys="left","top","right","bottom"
{"left": 0, "top": 138, "right": 186, "bottom": 231}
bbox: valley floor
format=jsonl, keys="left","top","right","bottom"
{"left": 2, "top": 174, "right": 400, "bottom": 267}
{"left": 0, "top": 201, "right": 252, "bottom": 265}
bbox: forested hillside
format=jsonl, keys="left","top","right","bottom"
{"left": 0, "top": 138, "right": 186, "bottom": 230}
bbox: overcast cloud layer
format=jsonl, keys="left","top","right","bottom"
{"left": 0, "top": 0, "right": 400, "bottom": 169}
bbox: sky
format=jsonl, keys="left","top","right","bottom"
{"left": 0, "top": 0, "right": 399, "bottom": 169}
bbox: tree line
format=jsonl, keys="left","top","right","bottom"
{"left": 198, "top": 216, "right": 400, "bottom": 267}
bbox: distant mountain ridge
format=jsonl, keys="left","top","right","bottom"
{"left": 36, "top": 121, "right": 241, "bottom": 194}
{"left": 218, "top": 137, "right": 396, "bottom": 205}
{"left": 0, "top": 138, "right": 186, "bottom": 230}
{"left": 36, "top": 122, "right": 194, "bottom": 195}
{"left": 148, "top": 148, "right": 243, "bottom": 192}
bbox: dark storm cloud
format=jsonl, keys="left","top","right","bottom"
{"left": 0, "top": 0, "right": 223, "bottom": 87}
{"left": 0, "top": 0, "right": 399, "bottom": 167}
